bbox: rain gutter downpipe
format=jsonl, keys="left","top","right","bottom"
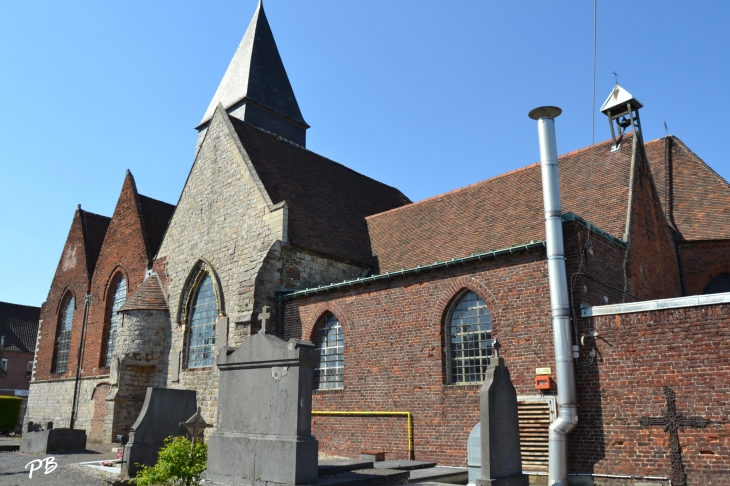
{"left": 529, "top": 106, "right": 578, "bottom": 486}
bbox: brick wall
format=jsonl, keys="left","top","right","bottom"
{"left": 283, "top": 250, "right": 554, "bottom": 466}
{"left": 35, "top": 210, "right": 94, "bottom": 381}
{"left": 576, "top": 304, "right": 730, "bottom": 484}
{"left": 0, "top": 350, "right": 33, "bottom": 391}
{"left": 678, "top": 240, "right": 730, "bottom": 296}
{"left": 82, "top": 172, "right": 151, "bottom": 377}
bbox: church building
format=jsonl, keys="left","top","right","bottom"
{"left": 26, "top": 2, "right": 729, "bottom": 484}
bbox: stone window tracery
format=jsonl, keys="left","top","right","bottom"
{"left": 313, "top": 314, "right": 343, "bottom": 390}
{"left": 54, "top": 295, "right": 75, "bottom": 373}
{"left": 446, "top": 291, "right": 492, "bottom": 384}
{"left": 186, "top": 274, "right": 217, "bottom": 368}
{"left": 104, "top": 276, "right": 127, "bottom": 367}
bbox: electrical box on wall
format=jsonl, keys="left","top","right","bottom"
{"left": 535, "top": 375, "right": 552, "bottom": 390}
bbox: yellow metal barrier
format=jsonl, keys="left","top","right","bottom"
{"left": 312, "top": 411, "right": 413, "bottom": 459}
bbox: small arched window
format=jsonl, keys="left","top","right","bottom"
{"left": 446, "top": 291, "right": 493, "bottom": 384}
{"left": 313, "top": 314, "right": 344, "bottom": 390}
{"left": 104, "top": 276, "right": 127, "bottom": 367}
{"left": 703, "top": 273, "right": 730, "bottom": 295}
{"left": 54, "top": 295, "right": 75, "bottom": 373}
{"left": 186, "top": 274, "right": 217, "bottom": 368}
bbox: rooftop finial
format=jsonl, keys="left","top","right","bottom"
{"left": 198, "top": 0, "right": 308, "bottom": 146}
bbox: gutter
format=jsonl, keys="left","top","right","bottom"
{"left": 277, "top": 241, "right": 547, "bottom": 301}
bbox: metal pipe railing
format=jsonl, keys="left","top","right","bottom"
{"left": 528, "top": 106, "right": 577, "bottom": 486}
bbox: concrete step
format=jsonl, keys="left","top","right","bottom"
{"left": 373, "top": 460, "right": 437, "bottom": 471}
{"left": 318, "top": 468, "right": 410, "bottom": 486}
{"left": 319, "top": 459, "right": 376, "bottom": 476}
{"left": 407, "top": 467, "right": 468, "bottom": 484}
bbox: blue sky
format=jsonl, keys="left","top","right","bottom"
{"left": 2, "top": 1, "right": 729, "bottom": 306}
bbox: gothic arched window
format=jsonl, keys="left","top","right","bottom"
{"left": 446, "top": 291, "right": 493, "bottom": 384}
{"left": 104, "top": 276, "right": 127, "bottom": 367}
{"left": 703, "top": 273, "right": 730, "bottom": 295}
{"left": 54, "top": 295, "right": 75, "bottom": 373}
{"left": 186, "top": 274, "right": 217, "bottom": 368}
{"left": 313, "top": 314, "right": 343, "bottom": 390}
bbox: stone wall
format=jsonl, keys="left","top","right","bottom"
{"left": 25, "top": 376, "right": 109, "bottom": 435}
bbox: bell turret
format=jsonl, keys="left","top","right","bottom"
{"left": 600, "top": 84, "right": 643, "bottom": 150}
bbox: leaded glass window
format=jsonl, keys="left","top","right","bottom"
{"left": 447, "top": 291, "right": 492, "bottom": 384}
{"left": 186, "top": 274, "right": 217, "bottom": 368}
{"left": 55, "top": 296, "right": 75, "bottom": 373}
{"left": 313, "top": 314, "right": 344, "bottom": 389}
{"left": 104, "top": 276, "right": 126, "bottom": 367}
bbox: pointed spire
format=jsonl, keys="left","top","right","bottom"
{"left": 199, "top": 1, "right": 308, "bottom": 146}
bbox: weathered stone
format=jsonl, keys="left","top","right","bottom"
{"left": 121, "top": 387, "right": 197, "bottom": 478}
{"left": 20, "top": 428, "right": 87, "bottom": 453}
{"left": 204, "top": 333, "right": 318, "bottom": 486}
{"left": 474, "top": 354, "right": 528, "bottom": 486}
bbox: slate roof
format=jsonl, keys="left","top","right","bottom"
{"left": 229, "top": 117, "right": 411, "bottom": 265}
{"left": 0, "top": 302, "right": 41, "bottom": 353}
{"left": 366, "top": 135, "right": 639, "bottom": 273}
{"left": 200, "top": 1, "right": 305, "bottom": 127}
{"left": 80, "top": 210, "right": 112, "bottom": 278}
{"left": 119, "top": 274, "right": 168, "bottom": 312}
{"left": 138, "top": 194, "right": 176, "bottom": 261}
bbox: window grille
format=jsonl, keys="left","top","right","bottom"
{"left": 104, "top": 277, "right": 127, "bottom": 367}
{"left": 186, "top": 274, "right": 217, "bottom": 368}
{"left": 313, "top": 314, "right": 343, "bottom": 389}
{"left": 55, "top": 296, "right": 74, "bottom": 373}
{"left": 447, "top": 291, "right": 492, "bottom": 384}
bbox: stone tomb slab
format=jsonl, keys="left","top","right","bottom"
{"left": 373, "top": 461, "right": 438, "bottom": 471}
{"left": 20, "top": 428, "right": 87, "bottom": 454}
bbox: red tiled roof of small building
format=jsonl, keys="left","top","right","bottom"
{"left": 119, "top": 274, "right": 168, "bottom": 312}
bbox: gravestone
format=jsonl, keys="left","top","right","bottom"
{"left": 467, "top": 422, "right": 481, "bottom": 484}
{"left": 475, "top": 341, "right": 528, "bottom": 486}
{"left": 204, "top": 312, "right": 319, "bottom": 486}
{"left": 121, "top": 387, "right": 197, "bottom": 478}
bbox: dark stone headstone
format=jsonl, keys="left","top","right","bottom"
{"left": 475, "top": 353, "right": 528, "bottom": 486}
{"left": 204, "top": 333, "right": 319, "bottom": 486}
{"left": 121, "top": 387, "right": 197, "bottom": 478}
{"left": 20, "top": 428, "right": 87, "bottom": 453}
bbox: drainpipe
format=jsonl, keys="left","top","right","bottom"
{"left": 70, "top": 293, "right": 91, "bottom": 429}
{"left": 528, "top": 107, "right": 578, "bottom": 486}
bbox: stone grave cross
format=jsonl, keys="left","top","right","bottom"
{"left": 639, "top": 386, "right": 711, "bottom": 486}
{"left": 258, "top": 306, "right": 271, "bottom": 334}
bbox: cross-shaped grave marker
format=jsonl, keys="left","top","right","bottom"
{"left": 180, "top": 406, "right": 213, "bottom": 452}
{"left": 639, "top": 386, "right": 711, "bottom": 486}
{"left": 258, "top": 305, "right": 271, "bottom": 334}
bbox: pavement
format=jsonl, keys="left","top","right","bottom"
{"left": 0, "top": 440, "right": 120, "bottom": 486}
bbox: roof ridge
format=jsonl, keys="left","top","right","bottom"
{"left": 138, "top": 193, "right": 176, "bottom": 208}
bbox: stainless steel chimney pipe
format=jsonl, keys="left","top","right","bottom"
{"left": 528, "top": 106, "right": 578, "bottom": 486}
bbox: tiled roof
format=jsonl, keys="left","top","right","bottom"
{"left": 138, "top": 194, "right": 176, "bottom": 261}
{"left": 119, "top": 274, "right": 168, "bottom": 312}
{"left": 367, "top": 135, "right": 638, "bottom": 273}
{"left": 229, "top": 117, "right": 411, "bottom": 265}
{"left": 80, "top": 210, "right": 112, "bottom": 278}
{"left": 645, "top": 136, "right": 730, "bottom": 241}
{"left": 0, "top": 301, "right": 41, "bottom": 353}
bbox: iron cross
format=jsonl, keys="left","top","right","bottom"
{"left": 639, "top": 387, "right": 711, "bottom": 486}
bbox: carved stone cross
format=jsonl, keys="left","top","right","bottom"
{"left": 639, "top": 386, "right": 711, "bottom": 486}
{"left": 258, "top": 306, "right": 271, "bottom": 334}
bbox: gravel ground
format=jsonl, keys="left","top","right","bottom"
{"left": 0, "top": 442, "right": 120, "bottom": 486}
